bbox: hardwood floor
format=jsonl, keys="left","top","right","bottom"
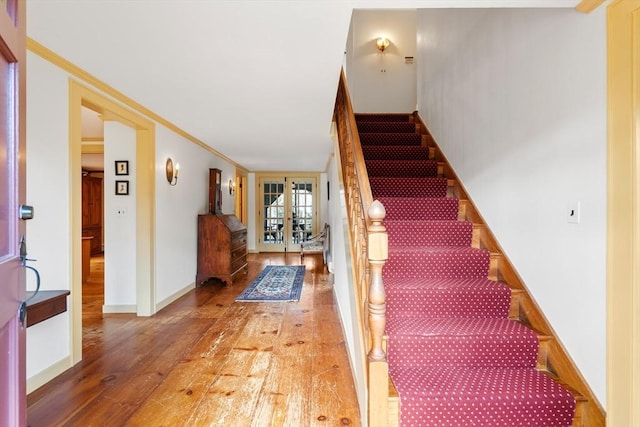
{"left": 27, "top": 253, "right": 361, "bottom": 426}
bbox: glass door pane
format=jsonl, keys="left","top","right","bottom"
{"left": 258, "top": 175, "right": 317, "bottom": 253}
{"left": 261, "top": 179, "right": 286, "bottom": 251}
{"left": 290, "top": 179, "right": 314, "bottom": 246}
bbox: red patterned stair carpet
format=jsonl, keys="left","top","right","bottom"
{"left": 356, "top": 113, "right": 576, "bottom": 427}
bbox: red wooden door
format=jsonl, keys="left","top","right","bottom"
{"left": 0, "top": 1, "right": 26, "bottom": 425}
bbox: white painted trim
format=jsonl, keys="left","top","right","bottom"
{"left": 332, "top": 285, "right": 368, "bottom": 427}
{"left": 26, "top": 356, "right": 72, "bottom": 394}
{"left": 102, "top": 304, "right": 137, "bottom": 314}
{"left": 156, "top": 282, "right": 195, "bottom": 312}
{"left": 352, "top": 0, "right": 579, "bottom": 7}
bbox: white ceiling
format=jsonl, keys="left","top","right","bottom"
{"left": 27, "top": 0, "right": 580, "bottom": 172}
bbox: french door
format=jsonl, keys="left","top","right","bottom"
{"left": 0, "top": 0, "right": 26, "bottom": 425}
{"left": 257, "top": 175, "right": 318, "bottom": 252}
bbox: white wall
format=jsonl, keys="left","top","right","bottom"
{"left": 348, "top": 9, "right": 417, "bottom": 113}
{"left": 326, "top": 152, "right": 368, "bottom": 424}
{"left": 155, "top": 126, "right": 235, "bottom": 304}
{"left": 417, "top": 7, "right": 607, "bottom": 405}
{"left": 103, "top": 122, "right": 137, "bottom": 310}
{"left": 25, "top": 53, "right": 73, "bottom": 383}
{"left": 25, "top": 49, "right": 234, "bottom": 387}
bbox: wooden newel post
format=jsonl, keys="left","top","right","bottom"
{"left": 367, "top": 200, "right": 388, "bottom": 361}
{"left": 367, "top": 200, "right": 389, "bottom": 426}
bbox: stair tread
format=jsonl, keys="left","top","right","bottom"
{"left": 387, "top": 317, "right": 539, "bottom": 338}
{"left": 387, "top": 318, "right": 539, "bottom": 369}
{"left": 388, "top": 246, "right": 488, "bottom": 253}
{"left": 384, "top": 276, "right": 509, "bottom": 290}
{"left": 389, "top": 367, "right": 576, "bottom": 427}
{"left": 385, "top": 220, "right": 472, "bottom": 228}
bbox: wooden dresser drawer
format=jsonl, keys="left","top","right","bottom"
{"left": 231, "top": 255, "right": 247, "bottom": 274}
{"left": 231, "top": 244, "right": 246, "bottom": 260}
{"left": 231, "top": 231, "right": 247, "bottom": 249}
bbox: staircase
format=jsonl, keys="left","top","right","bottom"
{"left": 355, "top": 113, "right": 583, "bottom": 426}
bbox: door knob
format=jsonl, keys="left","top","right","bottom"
{"left": 19, "top": 204, "right": 34, "bottom": 220}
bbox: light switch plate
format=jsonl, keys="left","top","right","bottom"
{"left": 567, "top": 202, "right": 580, "bottom": 224}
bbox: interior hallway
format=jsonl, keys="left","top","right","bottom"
{"left": 27, "top": 253, "right": 360, "bottom": 426}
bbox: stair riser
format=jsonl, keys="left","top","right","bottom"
{"left": 379, "top": 197, "right": 459, "bottom": 221}
{"left": 360, "top": 133, "right": 423, "bottom": 146}
{"left": 357, "top": 122, "right": 416, "bottom": 133}
{"left": 362, "top": 146, "right": 432, "bottom": 160}
{"left": 387, "top": 336, "right": 538, "bottom": 368}
{"left": 371, "top": 178, "right": 448, "bottom": 199}
{"left": 384, "top": 250, "right": 490, "bottom": 279}
{"left": 397, "top": 400, "right": 575, "bottom": 427}
{"left": 366, "top": 160, "right": 439, "bottom": 178}
{"left": 355, "top": 114, "right": 412, "bottom": 122}
{"left": 387, "top": 291, "right": 510, "bottom": 319}
{"left": 385, "top": 221, "right": 472, "bottom": 247}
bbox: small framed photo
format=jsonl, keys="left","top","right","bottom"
{"left": 115, "top": 180, "right": 129, "bottom": 195}
{"left": 115, "top": 160, "right": 129, "bottom": 176}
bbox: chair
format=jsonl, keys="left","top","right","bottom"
{"left": 300, "top": 223, "right": 329, "bottom": 264}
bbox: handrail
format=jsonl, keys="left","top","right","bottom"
{"left": 334, "top": 69, "right": 389, "bottom": 426}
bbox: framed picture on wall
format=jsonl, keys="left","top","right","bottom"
{"left": 115, "top": 160, "right": 129, "bottom": 176}
{"left": 115, "top": 180, "right": 129, "bottom": 195}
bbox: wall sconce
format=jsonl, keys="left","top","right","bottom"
{"left": 229, "top": 179, "right": 236, "bottom": 195}
{"left": 376, "top": 36, "right": 390, "bottom": 52}
{"left": 166, "top": 158, "right": 179, "bottom": 186}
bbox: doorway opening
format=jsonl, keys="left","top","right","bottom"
{"left": 256, "top": 174, "right": 319, "bottom": 252}
{"left": 80, "top": 107, "right": 105, "bottom": 327}
{"left": 69, "top": 80, "right": 156, "bottom": 364}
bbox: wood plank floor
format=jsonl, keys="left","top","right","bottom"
{"left": 27, "top": 253, "right": 361, "bottom": 426}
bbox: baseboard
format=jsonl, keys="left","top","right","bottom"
{"left": 332, "top": 286, "right": 368, "bottom": 427}
{"left": 102, "top": 304, "right": 136, "bottom": 313}
{"left": 27, "top": 355, "right": 71, "bottom": 394}
{"left": 156, "top": 282, "right": 195, "bottom": 312}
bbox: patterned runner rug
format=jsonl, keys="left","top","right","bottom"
{"left": 236, "top": 265, "right": 305, "bottom": 302}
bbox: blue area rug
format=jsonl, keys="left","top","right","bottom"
{"left": 235, "top": 265, "right": 305, "bottom": 302}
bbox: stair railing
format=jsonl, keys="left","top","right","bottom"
{"left": 334, "top": 69, "right": 389, "bottom": 425}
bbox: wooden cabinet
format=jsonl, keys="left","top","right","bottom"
{"left": 196, "top": 214, "right": 247, "bottom": 286}
{"left": 82, "top": 175, "right": 103, "bottom": 255}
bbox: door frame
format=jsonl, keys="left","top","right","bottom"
{"left": 235, "top": 167, "right": 248, "bottom": 224}
{"left": 0, "top": 0, "right": 26, "bottom": 424}
{"left": 255, "top": 172, "right": 320, "bottom": 252}
{"left": 69, "top": 80, "right": 156, "bottom": 363}
{"left": 607, "top": 0, "right": 640, "bottom": 424}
